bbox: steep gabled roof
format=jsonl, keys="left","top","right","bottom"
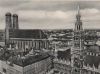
{"left": 9, "top": 29, "right": 47, "bottom": 39}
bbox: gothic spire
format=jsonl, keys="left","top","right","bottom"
{"left": 75, "top": 5, "right": 83, "bottom": 31}
{"left": 76, "top": 5, "right": 81, "bottom": 21}
{"left": 78, "top": 5, "right": 80, "bottom": 15}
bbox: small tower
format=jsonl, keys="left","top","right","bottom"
{"left": 5, "top": 12, "right": 12, "bottom": 44}
{"left": 12, "top": 14, "right": 19, "bottom": 29}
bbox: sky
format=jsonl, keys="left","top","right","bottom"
{"left": 0, "top": 0, "right": 100, "bottom": 29}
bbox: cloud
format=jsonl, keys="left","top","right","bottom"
{"left": 16, "top": 1, "right": 76, "bottom": 11}
{"left": 0, "top": 0, "right": 28, "bottom": 7}
{"left": 0, "top": 0, "right": 100, "bottom": 29}
{"left": 17, "top": 10, "right": 75, "bottom": 19}
{"left": 81, "top": 8, "right": 100, "bottom": 21}
{"left": 16, "top": 10, "right": 76, "bottom": 29}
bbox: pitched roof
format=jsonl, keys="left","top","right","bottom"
{"left": 84, "top": 55, "right": 100, "bottom": 68}
{"left": 0, "top": 50, "right": 50, "bottom": 67}
{"left": 84, "top": 44, "right": 100, "bottom": 68}
{"left": 57, "top": 49, "right": 71, "bottom": 61}
{"left": 9, "top": 29, "right": 47, "bottom": 39}
{"left": 8, "top": 53, "right": 50, "bottom": 67}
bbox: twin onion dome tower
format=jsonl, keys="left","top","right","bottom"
{"left": 5, "top": 13, "right": 19, "bottom": 29}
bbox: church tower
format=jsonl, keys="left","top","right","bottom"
{"left": 12, "top": 14, "right": 19, "bottom": 29}
{"left": 73, "top": 5, "right": 84, "bottom": 50}
{"left": 74, "top": 6, "right": 83, "bottom": 31}
{"left": 5, "top": 12, "right": 12, "bottom": 44}
{"left": 71, "top": 5, "right": 84, "bottom": 73}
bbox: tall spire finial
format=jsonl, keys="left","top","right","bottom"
{"left": 76, "top": 4, "right": 81, "bottom": 21}
{"left": 75, "top": 4, "right": 83, "bottom": 31}
{"left": 78, "top": 5, "right": 80, "bottom": 15}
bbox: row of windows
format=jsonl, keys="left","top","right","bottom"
{"left": 24, "top": 57, "right": 52, "bottom": 74}
{"left": 9, "top": 40, "right": 49, "bottom": 50}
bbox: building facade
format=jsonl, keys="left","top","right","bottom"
{"left": 0, "top": 53, "right": 52, "bottom": 74}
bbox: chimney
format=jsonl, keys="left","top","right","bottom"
{"left": 12, "top": 14, "right": 19, "bottom": 29}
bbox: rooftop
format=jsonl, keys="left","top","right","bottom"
{"left": 57, "top": 49, "right": 71, "bottom": 61}
{"left": 9, "top": 29, "right": 47, "bottom": 39}
{"left": 84, "top": 44, "right": 100, "bottom": 68}
{"left": 0, "top": 50, "right": 50, "bottom": 67}
{"left": 84, "top": 55, "right": 100, "bottom": 68}
{"left": 86, "top": 44, "right": 100, "bottom": 53}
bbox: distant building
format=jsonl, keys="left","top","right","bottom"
{"left": 5, "top": 12, "right": 49, "bottom": 50}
